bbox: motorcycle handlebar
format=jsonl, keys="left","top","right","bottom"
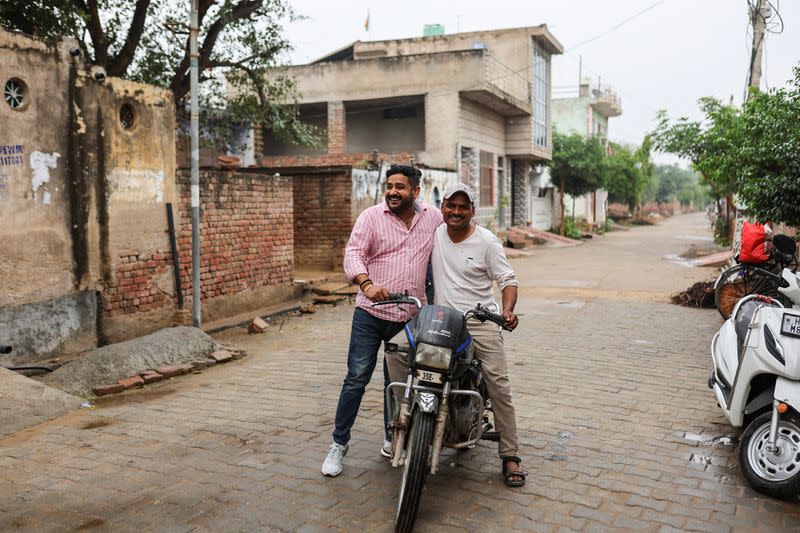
{"left": 751, "top": 267, "right": 792, "bottom": 288}
{"left": 466, "top": 305, "right": 510, "bottom": 331}
{"left": 371, "top": 292, "right": 423, "bottom": 309}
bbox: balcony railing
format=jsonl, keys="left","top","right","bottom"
{"left": 483, "top": 54, "right": 529, "bottom": 104}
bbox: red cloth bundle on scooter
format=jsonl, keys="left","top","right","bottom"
{"left": 739, "top": 222, "right": 770, "bottom": 264}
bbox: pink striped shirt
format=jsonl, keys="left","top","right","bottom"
{"left": 344, "top": 201, "right": 443, "bottom": 322}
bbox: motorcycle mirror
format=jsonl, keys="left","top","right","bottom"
{"left": 773, "top": 234, "right": 796, "bottom": 255}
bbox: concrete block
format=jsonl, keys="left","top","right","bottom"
{"left": 248, "top": 317, "right": 268, "bottom": 334}
{"left": 210, "top": 350, "right": 233, "bottom": 363}
{"left": 311, "top": 282, "right": 351, "bottom": 296}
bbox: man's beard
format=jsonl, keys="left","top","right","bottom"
{"left": 386, "top": 194, "right": 414, "bottom": 214}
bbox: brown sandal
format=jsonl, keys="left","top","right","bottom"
{"left": 501, "top": 455, "right": 527, "bottom": 487}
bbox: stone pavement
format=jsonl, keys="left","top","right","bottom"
{"left": 2, "top": 212, "right": 800, "bottom": 532}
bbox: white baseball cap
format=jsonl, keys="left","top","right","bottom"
{"left": 442, "top": 183, "right": 475, "bottom": 204}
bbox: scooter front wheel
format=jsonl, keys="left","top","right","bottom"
{"left": 739, "top": 410, "right": 800, "bottom": 500}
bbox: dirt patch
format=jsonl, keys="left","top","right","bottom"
{"left": 671, "top": 281, "right": 716, "bottom": 308}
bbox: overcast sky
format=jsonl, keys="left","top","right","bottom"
{"left": 282, "top": 0, "right": 799, "bottom": 163}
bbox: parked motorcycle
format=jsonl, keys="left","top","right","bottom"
{"left": 708, "top": 267, "right": 800, "bottom": 499}
{"left": 375, "top": 293, "right": 509, "bottom": 533}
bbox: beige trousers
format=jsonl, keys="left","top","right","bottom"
{"left": 385, "top": 319, "right": 519, "bottom": 457}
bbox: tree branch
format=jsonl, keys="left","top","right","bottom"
{"left": 85, "top": 0, "right": 109, "bottom": 66}
{"left": 107, "top": 0, "right": 152, "bottom": 77}
{"left": 171, "top": 0, "right": 217, "bottom": 102}
{"left": 171, "top": 0, "right": 263, "bottom": 103}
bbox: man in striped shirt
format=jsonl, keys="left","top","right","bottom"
{"left": 322, "top": 164, "right": 442, "bottom": 477}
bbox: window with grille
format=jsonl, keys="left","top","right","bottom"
{"left": 479, "top": 150, "right": 494, "bottom": 206}
{"left": 531, "top": 41, "right": 550, "bottom": 148}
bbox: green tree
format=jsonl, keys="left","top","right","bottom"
{"left": 724, "top": 70, "right": 800, "bottom": 226}
{"left": 649, "top": 164, "right": 707, "bottom": 209}
{"left": 603, "top": 139, "right": 654, "bottom": 216}
{"left": 550, "top": 131, "right": 606, "bottom": 234}
{"left": 651, "top": 68, "right": 800, "bottom": 228}
{"left": 0, "top": 0, "right": 320, "bottom": 149}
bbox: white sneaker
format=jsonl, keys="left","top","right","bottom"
{"left": 321, "top": 442, "right": 349, "bottom": 477}
{"left": 380, "top": 438, "right": 392, "bottom": 458}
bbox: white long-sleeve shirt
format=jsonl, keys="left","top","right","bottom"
{"left": 431, "top": 224, "right": 518, "bottom": 314}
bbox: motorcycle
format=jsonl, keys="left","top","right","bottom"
{"left": 708, "top": 267, "right": 800, "bottom": 499}
{"left": 375, "top": 293, "right": 509, "bottom": 533}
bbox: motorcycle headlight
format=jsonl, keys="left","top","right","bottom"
{"left": 414, "top": 342, "right": 452, "bottom": 370}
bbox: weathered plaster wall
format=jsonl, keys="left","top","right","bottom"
{"left": 552, "top": 98, "right": 590, "bottom": 137}
{"left": 0, "top": 29, "right": 178, "bottom": 358}
{"left": 96, "top": 79, "right": 178, "bottom": 342}
{"left": 0, "top": 31, "right": 77, "bottom": 308}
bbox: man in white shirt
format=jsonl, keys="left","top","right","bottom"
{"left": 387, "top": 183, "right": 525, "bottom": 487}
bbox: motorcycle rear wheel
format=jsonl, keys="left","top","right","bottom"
{"left": 714, "top": 265, "right": 783, "bottom": 319}
{"left": 739, "top": 410, "right": 800, "bottom": 500}
{"left": 395, "top": 411, "right": 435, "bottom": 533}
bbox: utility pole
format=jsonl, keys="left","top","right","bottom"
{"left": 747, "top": 0, "right": 769, "bottom": 98}
{"left": 189, "top": 0, "right": 201, "bottom": 327}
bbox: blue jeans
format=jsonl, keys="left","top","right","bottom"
{"left": 333, "top": 307, "right": 405, "bottom": 445}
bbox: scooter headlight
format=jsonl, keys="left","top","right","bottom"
{"left": 414, "top": 343, "right": 452, "bottom": 370}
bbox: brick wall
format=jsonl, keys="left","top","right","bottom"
{"left": 175, "top": 170, "right": 293, "bottom": 305}
{"left": 327, "top": 101, "right": 345, "bottom": 154}
{"left": 104, "top": 250, "right": 174, "bottom": 318}
{"left": 292, "top": 169, "right": 353, "bottom": 270}
{"left": 260, "top": 151, "right": 417, "bottom": 169}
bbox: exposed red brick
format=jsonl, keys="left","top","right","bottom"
{"left": 116, "top": 376, "right": 145, "bottom": 390}
{"left": 93, "top": 383, "right": 125, "bottom": 396}
{"left": 154, "top": 365, "right": 183, "bottom": 378}
{"left": 139, "top": 370, "right": 164, "bottom": 384}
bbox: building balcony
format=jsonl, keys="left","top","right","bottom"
{"left": 589, "top": 85, "right": 621, "bottom": 117}
{"left": 460, "top": 52, "right": 531, "bottom": 116}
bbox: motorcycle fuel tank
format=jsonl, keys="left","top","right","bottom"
{"left": 412, "top": 305, "right": 468, "bottom": 350}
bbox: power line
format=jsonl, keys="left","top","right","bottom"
{"left": 565, "top": 0, "right": 666, "bottom": 52}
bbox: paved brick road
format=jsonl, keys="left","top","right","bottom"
{"left": 2, "top": 213, "right": 799, "bottom": 532}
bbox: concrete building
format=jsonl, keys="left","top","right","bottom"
{"left": 549, "top": 79, "right": 622, "bottom": 228}
{"left": 253, "top": 25, "right": 563, "bottom": 229}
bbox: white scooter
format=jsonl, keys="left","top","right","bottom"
{"left": 709, "top": 266, "right": 800, "bottom": 499}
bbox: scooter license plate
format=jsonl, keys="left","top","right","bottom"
{"left": 781, "top": 313, "right": 800, "bottom": 338}
{"left": 414, "top": 369, "right": 443, "bottom": 384}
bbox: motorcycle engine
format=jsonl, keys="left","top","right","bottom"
{"left": 447, "top": 396, "right": 483, "bottom": 440}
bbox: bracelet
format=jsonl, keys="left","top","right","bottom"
{"left": 359, "top": 278, "right": 373, "bottom": 290}
{"left": 361, "top": 282, "right": 374, "bottom": 294}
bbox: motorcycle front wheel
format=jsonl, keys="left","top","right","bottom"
{"left": 395, "top": 411, "right": 435, "bottom": 533}
{"left": 739, "top": 410, "right": 800, "bottom": 500}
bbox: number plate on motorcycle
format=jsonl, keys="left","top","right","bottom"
{"left": 781, "top": 313, "right": 800, "bottom": 338}
{"left": 414, "top": 369, "right": 443, "bottom": 384}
